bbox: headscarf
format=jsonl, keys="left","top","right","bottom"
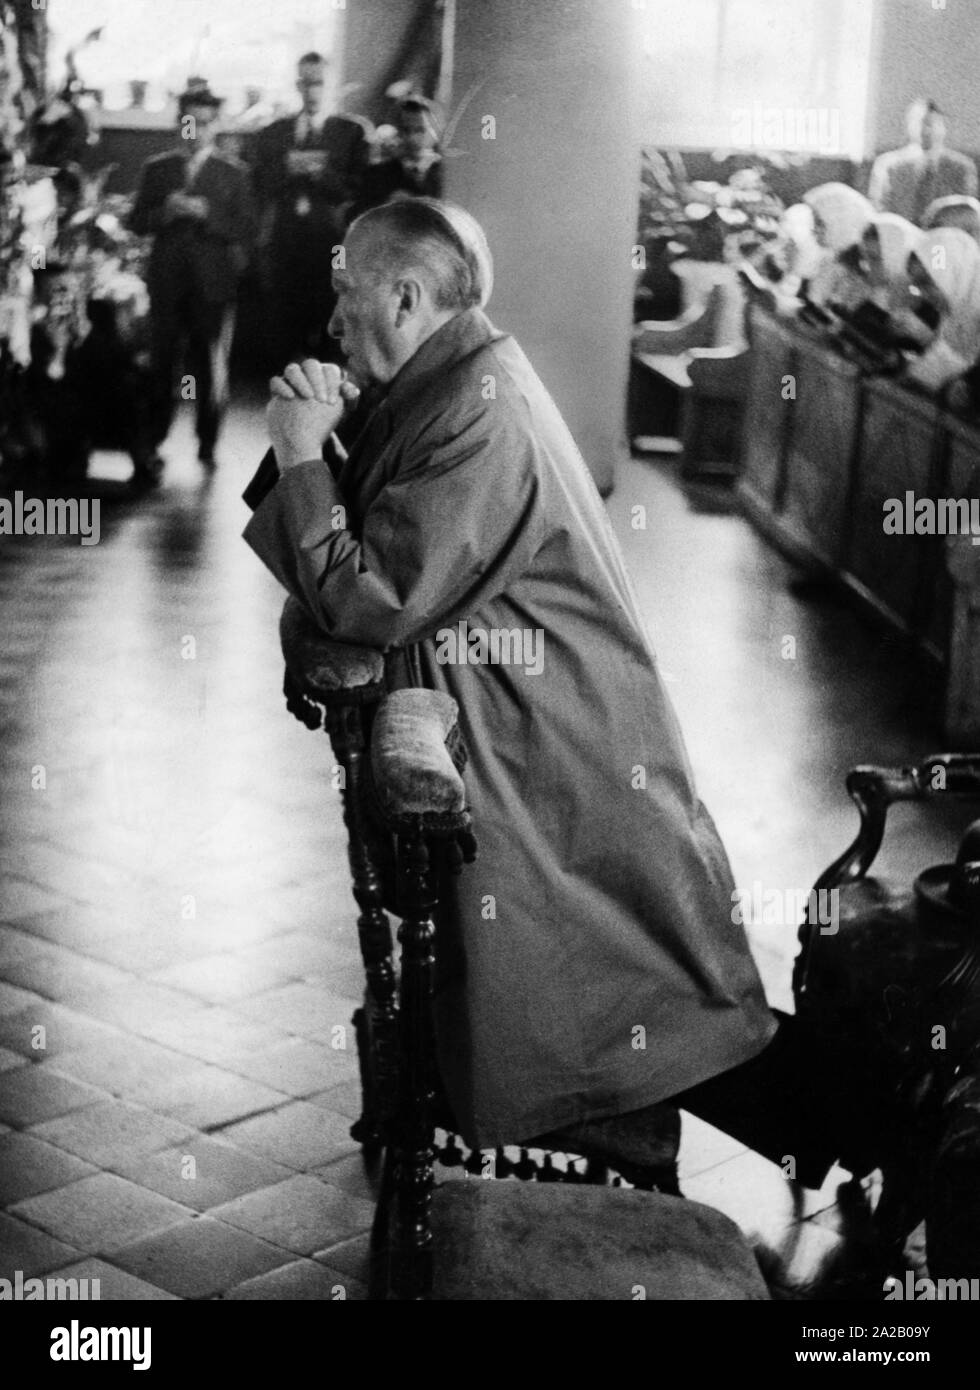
{"left": 863, "top": 213, "right": 920, "bottom": 311}
{"left": 803, "top": 183, "right": 874, "bottom": 253}
{"left": 780, "top": 202, "right": 824, "bottom": 285}
{"left": 870, "top": 213, "right": 921, "bottom": 283}
{"left": 910, "top": 226, "right": 980, "bottom": 365}
{"left": 923, "top": 195, "right": 980, "bottom": 242}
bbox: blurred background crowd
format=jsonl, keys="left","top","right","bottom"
{"left": 634, "top": 96, "right": 980, "bottom": 420}
{"left": 0, "top": 0, "right": 445, "bottom": 490}
{"left": 4, "top": 0, "right": 980, "bottom": 498}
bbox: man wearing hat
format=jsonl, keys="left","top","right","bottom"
{"left": 251, "top": 52, "right": 369, "bottom": 369}
{"left": 131, "top": 78, "right": 256, "bottom": 466}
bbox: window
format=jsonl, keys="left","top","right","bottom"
{"left": 638, "top": 0, "right": 876, "bottom": 158}
{"left": 46, "top": 0, "right": 340, "bottom": 117}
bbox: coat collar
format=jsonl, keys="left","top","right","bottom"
{"left": 379, "top": 307, "right": 502, "bottom": 424}
{"left": 339, "top": 309, "right": 504, "bottom": 493}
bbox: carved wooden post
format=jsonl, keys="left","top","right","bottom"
{"left": 391, "top": 825, "right": 437, "bottom": 1301}
{"left": 324, "top": 701, "right": 399, "bottom": 1147}
{"left": 945, "top": 527, "right": 980, "bottom": 751}
{"left": 278, "top": 596, "right": 396, "bottom": 1153}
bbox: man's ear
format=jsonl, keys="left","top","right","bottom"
{"left": 393, "top": 276, "right": 423, "bottom": 325}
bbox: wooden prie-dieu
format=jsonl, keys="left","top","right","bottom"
{"left": 277, "top": 595, "right": 769, "bottom": 1301}
{"left": 795, "top": 752, "right": 980, "bottom": 1278}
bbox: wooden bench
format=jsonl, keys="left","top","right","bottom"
{"left": 630, "top": 285, "right": 749, "bottom": 477}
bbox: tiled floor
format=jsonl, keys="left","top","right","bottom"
{"left": 0, "top": 399, "right": 958, "bottom": 1299}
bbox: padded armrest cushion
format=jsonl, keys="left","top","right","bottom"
{"left": 279, "top": 595, "right": 385, "bottom": 697}
{"left": 371, "top": 688, "right": 466, "bottom": 817}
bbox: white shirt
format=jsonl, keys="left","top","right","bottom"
{"left": 295, "top": 110, "right": 327, "bottom": 146}
{"left": 185, "top": 144, "right": 213, "bottom": 186}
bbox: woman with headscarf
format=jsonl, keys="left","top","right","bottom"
{"left": 801, "top": 182, "right": 875, "bottom": 309}
{"left": 861, "top": 213, "right": 921, "bottom": 310}
{"left": 904, "top": 226, "right": 980, "bottom": 391}
{"left": 923, "top": 194, "right": 980, "bottom": 242}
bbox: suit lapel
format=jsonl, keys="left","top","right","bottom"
{"left": 188, "top": 153, "right": 219, "bottom": 195}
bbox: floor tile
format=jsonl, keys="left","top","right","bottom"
{"left": 224, "top": 1037, "right": 357, "bottom": 1096}
{"left": 0, "top": 878, "right": 79, "bottom": 922}
{"left": 70, "top": 981, "right": 205, "bottom": 1031}
{"left": 0, "top": 1047, "right": 25, "bottom": 1072}
{"left": 0, "top": 1065, "right": 109, "bottom": 1127}
{"left": 230, "top": 982, "right": 360, "bottom": 1045}
{"left": 147, "top": 953, "right": 295, "bottom": 1002}
{"left": 0, "top": 1003, "right": 123, "bottom": 1060}
{"left": 111, "top": 1216, "right": 291, "bottom": 1299}
{"left": 682, "top": 1149, "right": 855, "bottom": 1253}
{"left": 314, "top": 1154, "right": 380, "bottom": 1204}
{"left": 0, "top": 983, "right": 45, "bottom": 1017}
{"left": 10, "top": 1172, "right": 193, "bottom": 1255}
{"left": 678, "top": 1111, "right": 749, "bottom": 1179}
{"left": 217, "top": 1100, "right": 360, "bottom": 1171}
{"left": 0, "top": 1132, "right": 99, "bottom": 1204}
{"left": 313, "top": 1230, "right": 371, "bottom": 1283}
{"left": 44, "top": 1034, "right": 204, "bottom": 1100}
{"left": 0, "top": 1211, "right": 82, "bottom": 1277}
{"left": 141, "top": 1065, "right": 289, "bottom": 1130}
{"left": 137, "top": 1007, "right": 286, "bottom": 1066}
{"left": 0, "top": 940, "right": 133, "bottom": 1004}
{"left": 223, "top": 1257, "right": 365, "bottom": 1300}
{"left": 109, "top": 1135, "right": 293, "bottom": 1212}
{"left": 44, "top": 1257, "right": 180, "bottom": 1301}
{"left": 28, "top": 1098, "right": 197, "bottom": 1166}
{"left": 307, "top": 1078, "right": 365, "bottom": 1121}
{"left": 210, "top": 1174, "right": 374, "bottom": 1256}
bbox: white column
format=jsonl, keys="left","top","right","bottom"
{"left": 444, "top": 0, "right": 642, "bottom": 493}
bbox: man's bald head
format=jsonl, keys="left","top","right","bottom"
{"left": 346, "top": 197, "right": 493, "bottom": 313}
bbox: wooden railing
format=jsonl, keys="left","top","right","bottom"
{"left": 739, "top": 306, "right": 980, "bottom": 748}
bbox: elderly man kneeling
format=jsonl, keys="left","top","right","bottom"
{"left": 243, "top": 197, "right": 899, "bottom": 1188}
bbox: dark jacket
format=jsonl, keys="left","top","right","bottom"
{"left": 243, "top": 308, "right": 776, "bottom": 1146}
{"left": 252, "top": 113, "right": 369, "bottom": 252}
{"left": 357, "top": 155, "right": 444, "bottom": 213}
{"left": 130, "top": 149, "right": 256, "bottom": 305}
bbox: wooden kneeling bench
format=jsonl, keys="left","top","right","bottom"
{"left": 631, "top": 285, "right": 749, "bottom": 478}
{"left": 279, "top": 595, "right": 769, "bottom": 1300}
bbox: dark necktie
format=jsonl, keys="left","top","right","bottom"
{"left": 917, "top": 160, "right": 938, "bottom": 224}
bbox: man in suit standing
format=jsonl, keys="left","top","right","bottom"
{"left": 131, "top": 79, "right": 256, "bottom": 466}
{"left": 251, "top": 53, "right": 369, "bottom": 369}
{"left": 869, "top": 99, "right": 978, "bottom": 226}
{"left": 357, "top": 96, "right": 444, "bottom": 214}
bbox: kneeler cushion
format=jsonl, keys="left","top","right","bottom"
{"left": 430, "top": 1181, "right": 770, "bottom": 1300}
{"left": 371, "top": 688, "right": 466, "bottom": 818}
{"left": 279, "top": 595, "right": 384, "bottom": 698}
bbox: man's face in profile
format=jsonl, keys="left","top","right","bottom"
{"left": 330, "top": 236, "right": 401, "bottom": 386}
{"left": 297, "top": 64, "right": 325, "bottom": 116}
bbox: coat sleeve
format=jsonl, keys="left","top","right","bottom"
{"left": 243, "top": 400, "right": 547, "bottom": 650}
{"left": 314, "top": 120, "right": 370, "bottom": 210}
{"left": 130, "top": 162, "right": 167, "bottom": 235}
{"left": 205, "top": 163, "right": 257, "bottom": 254}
